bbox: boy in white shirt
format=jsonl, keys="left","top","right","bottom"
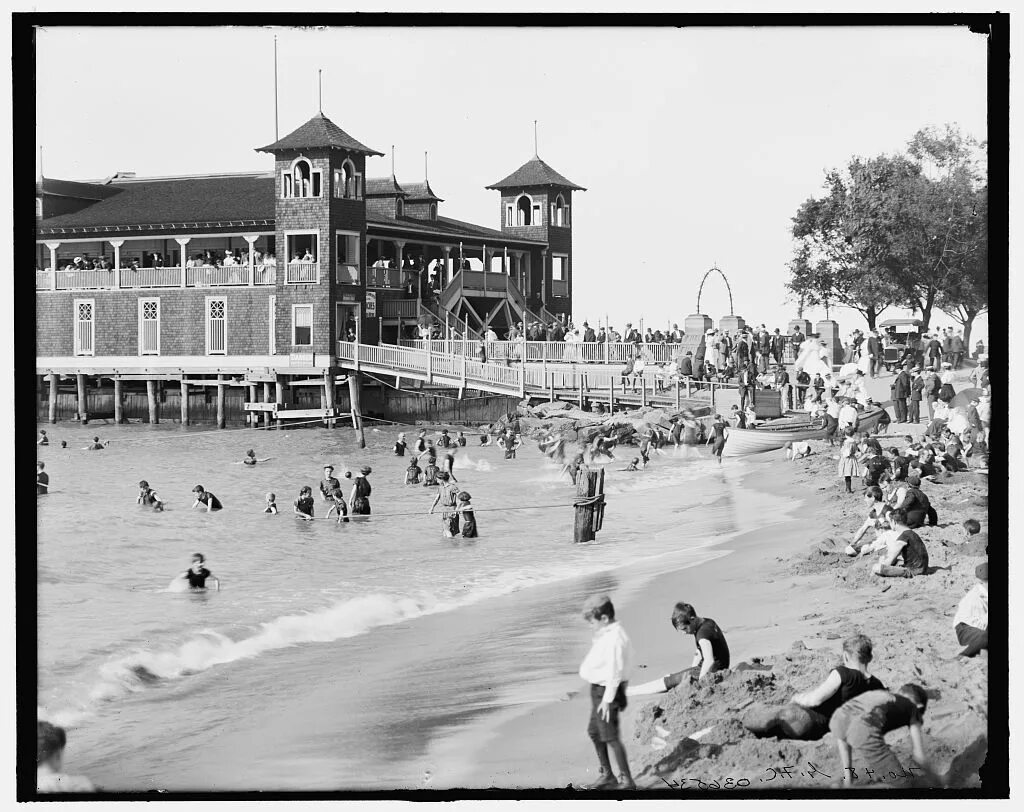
{"left": 577, "top": 594, "right": 635, "bottom": 790}
{"left": 954, "top": 562, "right": 988, "bottom": 657}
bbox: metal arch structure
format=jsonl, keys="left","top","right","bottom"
{"left": 696, "top": 265, "right": 734, "bottom": 316}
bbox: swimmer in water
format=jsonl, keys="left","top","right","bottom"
{"left": 422, "top": 456, "right": 440, "bottom": 486}
{"left": 623, "top": 458, "right": 640, "bottom": 472}
{"left": 36, "top": 720, "right": 96, "bottom": 794}
{"left": 242, "top": 449, "right": 257, "bottom": 466}
{"left": 350, "top": 466, "right": 372, "bottom": 515}
{"left": 60, "top": 440, "right": 67, "bottom": 449}
{"left": 429, "top": 471, "right": 460, "bottom": 537}
{"left": 457, "top": 431, "right": 467, "bottom": 447}
{"left": 437, "top": 429, "right": 453, "bottom": 448}
{"left": 319, "top": 465, "right": 341, "bottom": 502}
{"left": 707, "top": 414, "right": 728, "bottom": 463}
{"left": 294, "top": 485, "right": 315, "bottom": 521}
{"left": 442, "top": 450, "right": 458, "bottom": 482}
{"left": 264, "top": 492, "right": 279, "bottom": 514}
{"left": 179, "top": 553, "right": 220, "bottom": 591}
{"left": 326, "top": 487, "right": 350, "bottom": 523}
{"left": 137, "top": 479, "right": 164, "bottom": 511}
{"left": 457, "top": 491, "right": 478, "bottom": 538}
{"left": 191, "top": 484, "right": 223, "bottom": 512}
{"left": 37, "top": 429, "right": 49, "bottom": 446}
{"left": 404, "top": 459, "right": 423, "bottom": 485}
{"left": 85, "top": 436, "right": 106, "bottom": 450}
{"left": 415, "top": 429, "right": 428, "bottom": 454}
{"left": 394, "top": 432, "right": 407, "bottom": 457}
{"left": 37, "top": 461, "right": 49, "bottom": 495}
{"left": 479, "top": 433, "right": 492, "bottom": 447}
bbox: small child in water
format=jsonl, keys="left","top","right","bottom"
{"left": 243, "top": 449, "right": 257, "bottom": 466}
{"left": 294, "top": 486, "right": 315, "bottom": 521}
{"left": 264, "top": 492, "right": 278, "bottom": 514}
{"left": 457, "top": 491, "right": 477, "bottom": 538}
{"left": 137, "top": 480, "right": 164, "bottom": 511}
{"left": 326, "top": 487, "right": 350, "bottom": 523}
{"left": 87, "top": 436, "right": 105, "bottom": 450}
{"left": 479, "top": 433, "right": 491, "bottom": 446}
{"left": 405, "top": 459, "right": 422, "bottom": 485}
{"left": 457, "top": 431, "right": 467, "bottom": 447}
{"left": 623, "top": 458, "right": 640, "bottom": 472}
{"left": 60, "top": 440, "right": 67, "bottom": 449}
{"left": 37, "top": 429, "right": 49, "bottom": 446}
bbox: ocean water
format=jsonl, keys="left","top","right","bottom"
{"left": 35, "top": 420, "right": 797, "bottom": 791}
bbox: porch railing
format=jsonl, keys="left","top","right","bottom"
{"left": 55, "top": 269, "right": 116, "bottom": 290}
{"left": 285, "top": 262, "right": 319, "bottom": 284}
{"left": 120, "top": 267, "right": 183, "bottom": 288}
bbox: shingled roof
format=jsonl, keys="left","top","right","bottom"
{"left": 367, "top": 213, "right": 545, "bottom": 246}
{"left": 37, "top": 173, "right": 276, "bottom": 234}
{"left": 486, "top": 156, "right": 586, "bottom": 191}
{"left": 38, "top": 177, "right": 122, "bottom": 201}
{"left": 365, "top": 176, "right": 408, "bottom": 197}
{"left": 256, "top": 112, "right": 383, "bottom": 156}
{"left": 400, "top": 180, "right": 443, "bottom": 202}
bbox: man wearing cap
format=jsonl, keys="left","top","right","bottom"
{"left": 953, "top": 562, "right": 988, "bottom": 658}
{"left": 925, "top": 333, "right": 942, "bottom": 371}
{"left": 941, "top": 329, "right": 953, "bottom": 367}
{"left": 891, "top": 364, "right": 912, "bottom": 423}
{"left": 908, "top": 367, "right": 925, "bottom": 424}
{"left": 319, "top": 465, "right": 341, "bottom": 502}
{"left": 865, "top": 330, "right": 881, "bottom": 378}
{"left": 624, "top": 323, "right": 640, "bottom": 345}
{"left": 951, "top": 331, "right": 966, "bottom": 370}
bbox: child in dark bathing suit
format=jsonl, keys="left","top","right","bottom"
{"left": 457, "top": 491, "right": 477, "bottom": 538}
{"left": 191, "top": 485, "right": 222, "bottom": 512}
{"left": 243, "top": 449, "right": 257, "bottom": 466}
{"left": 294, "top": 486, "right": 315, "bottom": 520}
{"left": 264, "top": 492, "right": 278, "bottom": 514}
{"left": 37, "top": 462, "right": 49, "bottom": 495}
{"left": 37, "top": 430, "right": 48, "bottom": 446}
{"left": 457, "top": 431, "right": 467, "bottom": 447}
{"left": 86, "top": 436, "right": 105, "bottom": 450}
{"left": 405, "top": 460, "right": 422, "bottom": 485}
{"left": 350, "top": 467, "right": 372, "bottom": 515}
{"left": 326, "top": 487, "right": 349, "bottom": 523}
{"left": 623, "top": 458, "right": 640, "bottom": 472}
{"left": 137, "top": 479, "right": 164, "bottom": 511}
{"left": 180, "top": 553, "right": 220, "bottom": 591}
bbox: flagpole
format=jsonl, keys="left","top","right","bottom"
{"left": 273, "top": 35, "right": 279, "bottom": 140}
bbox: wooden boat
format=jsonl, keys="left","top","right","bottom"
{"left": 722, "top": 407, "right": 885, "bottom": 457}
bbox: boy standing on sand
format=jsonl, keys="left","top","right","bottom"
{"left": 577, "top": 594, "right": 635, "bottom": 790}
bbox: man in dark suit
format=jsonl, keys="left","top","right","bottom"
{"left": 770, "top": 329, "right": 784, "bottom": 365}
{"left": 738, "top": 361, "right": 757, "bottom": 410}
{"left": 582, "top": 322, "right": 596, "bottom": 343}
{"left": 866, "top": 330, "right": 881, "bottom": 378}
{"left": 791, "top": 327, "right": 805, "bottom": 359}
{"left": 892, "top": 363, "right": 912, "bottom": 423}
{"left": 909, "top": 367, "right": 925, "bottom": 424}
{"left": 679, "top": 352, "right": 693, "bottom": 378}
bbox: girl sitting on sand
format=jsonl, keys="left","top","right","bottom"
{"left": 743, "top": 634, "right": 885, "bottom": 741}
{"left": 845, "top": 486, "right": 892, "bottom": 555}
{"left": 837, "top": 428, "right": 862, "bottom": 494}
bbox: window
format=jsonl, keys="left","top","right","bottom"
{"left": 553, "top": 194, "right": 568, "bottom": 226}
{"left": 396, "top": 198, "right": 405, "bottom": 217}
{"left": 282, "top": 157, "right": 322, "bottom": 199}
{"left": 74, "top": 299, "right": 95, "bottom": 356}
{"left": 552, "top": 256, "right": 567, "bottom": 281}
{"left": 293, "top": 304, "right": 313, "bottom": 347}
{"left": 334, "top": 160, "right": 362, "bottom": 199}
{"left": 429, "top": 203, "right": 437, "bottom": 220}
{"left": 532, "top": 203, "right": 541, "bottom": 224}
{"left": 506, "top": 204, "right": 513, "bottom": 226}
{"left": 206, "top": 297, "right": 227, "bottom": 355}
{"left": 286, "top": 232, "right": 319, "bottom": 263}
{"left": 336, "top": 231, "right": 361, "bottom": 285}
{"left": 516, "top": 195, "right": 532, "bottom": 226}
{"left": 138, "top": 298, "right": 160, "bottom": 355}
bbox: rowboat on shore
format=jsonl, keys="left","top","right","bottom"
{"left": 722, "top": 407, "right": 885, "bottom": 457}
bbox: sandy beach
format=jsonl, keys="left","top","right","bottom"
{"left": 446, "top": 432, "right": 990, "bottom": 792}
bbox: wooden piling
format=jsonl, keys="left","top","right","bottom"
{"left": 76, "top": 373, "right": 88, "bottom": 423}
{"left": 180, "top": 381, "right": 190, "bottom": 426}
{"left": 48, "top": 374, "right": 58, "bottom": 424}
{"left": 146, "top": 379, "right": 159, "bottom": 424}
{"left": 275, "top": 379, "right": 284, "bottom": 429}
{"left": 113, "top": 378, "right": 124, "bottom": 424}
{"left": 248, "top": 384, "right": 257, "bottom": 426}
{"left": 324, "top": 369, "right": 336, "bottom": 428}
{"left": 573, "top": 467, "right": 606, "bottom": 543}
{"left": 216, "top": 374, "right": 226, "bottom": 429}
{"left": 348, "top": 372, "right": 365, "bottom": 448}
{"left": 262, "top": 382, "right": 272, "bottom": 427}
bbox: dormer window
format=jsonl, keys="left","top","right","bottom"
{"left": 334, "top": 159, "right": 362, "bottom": 200}
{"left": 553, "top": 194, "right": 569, "bottom": 226}
{"left": 395, "top": 198, "right": 405, "bottom": 217}
{"left": 429, "top": 203, "right": 437, "bottom": 220}
{"left": 282, "top": 157, "right": 322, "bottom": 199}
{"left": 516, "top": 194, "right": 532, "bottom": 226}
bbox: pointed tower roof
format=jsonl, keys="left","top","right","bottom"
{"left": 486, "top": 156, "right": 586, "bottom": 191}
{"left": 400, "top": 180, "right": 443, "bottom": 203}
{"left": 256, "top": 112, "right": 383, "bottom": 156}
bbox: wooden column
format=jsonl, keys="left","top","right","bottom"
{"left": 146, "top": 379, "right": 159, "bottom": 424}
{"left": 76, "top": 373, "right": 88, "bottom": 423}
{"left": 113, "top": 378, "right": 124, "bottom": 424}
{"left": 180, "top": 381, "right": 190, "bottom": 426}
{"left": 262, "top": 382, "right": 272, "bottom": 427}
{"left": 348, "top": 372, "right": 365, "bottom": 448}
{"left": 248, "top": 384, "right": 257, "bottom": 426}
{"left": 216, "top": 374, "right": 226, "bottom": 429}
{"left": 48, "top": 373, "right": 58, "bottom": 423}
{"left": 573, "top": 468, "right": 605, "bottom": 544}
{"left": 324, "top": 369, "right": 336, "bottom": 428}
{"left": 275, "top": 378, "right": 284, "bottom": 429}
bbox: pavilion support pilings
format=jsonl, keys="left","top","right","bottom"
{"left": 248, "top": 384, "right": 258, "bottom": 426}
{"left": 324, "top": 369, "right": 336, "bottom": 428}
{"left": 146, "top": 379, "right": 160, "bottom": 425}
{"left": 275, "top": 378, "right": 284, "bottom": 429}
{"left": 262, "top": 383, "right": 272, "bottom": 428}
{"left": 113, "top": 378, "right": 124, "bottom": 424}
{"left": 48, "top": 374, "right": 58, "bottom": 424}
{"left": 216, "top": 374, "right": 226, "bottom": 430}
{"left": 76, "top": 374, "right": 88, "bottom": 423}
{"left": 180, "top": 381, "right": 190, "bottom": 426}
{"left": 348, "top": 372, "right": 365, "bottom": 449}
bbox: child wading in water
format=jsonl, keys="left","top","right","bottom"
{"left": 326, "top": 487, "right": 350, "bottom": 523}
{"left": 191, "top": 485, "right": 223, "bottom": 512}
{"left": 404, "top": 459, "right": 422, "bottom": 485}
{"left": 179, "top": 553, "right": 220, "bottom": 591}
{"left": 243, "top": 449, "right": 257, "bottom": 466}
{"left": 429, "top": 471, "right": 460, "bottom": 537}
{"left": 457, "top": 491, "right": 477, "bottom": 538}
{"left": 577, "top": 594, "right": 635, "bottom": 790}
{"left": 294, "top": 486, "right": 315, "bottom": 521}
{"left": 137, "top": 480, "right": 164, "bottom": 511}
{"left": 264, "top": 492, "right": 279, "bottom": 514}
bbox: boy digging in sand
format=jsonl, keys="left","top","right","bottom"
{"left": 577, "top": 594, "right": 635, "bottom": 790}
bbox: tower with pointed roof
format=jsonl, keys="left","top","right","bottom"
{"left": 487, "top": 153, "right": 585, "bottom": 321}
{"left": 257, "top": 111, "right": 383, "bottom": 351}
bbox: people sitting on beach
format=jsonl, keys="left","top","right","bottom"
{"left": 137, "top": 479, "right": 164, "bottom": 511}
{"left": 405, "top": 459, "right": 423, "bottom": 485}
{"left": 457, "top": 491, "right": 477, "bottom": 538}
{"left": 846, "top": 487, "right": 892, "bottom": 556}
{"left": 871, "top": 509, "right": 929, "bottom": 578}
{"left": 190, "top": 484, "right": 222, "bottom": 512}
{"left": 829, "top": 684, "right": 944, "bottom": 787}
{"left": 429, "top": 471, "right": 460, "bottom": 537}
{"left": 577, "top": 594, "right": 636, "bottom": 790}
{"left": 38, "top": 429, "right": 49, "bottom": 446}
{"left": 36, "top": 720, "right": 95, "bottom": 793}
{"left": 743, "top": 634, "right": 885, "bottom": 741}
{"left": 37, "top": 461, "right": 49, "bottom": 495}
{"left": 326, "top": 487, "right": 350, "bottom": 523}
{"left": 891, "top": 474, "right": 938, "bottom": 528}
{"left": 180, "top": 553, "right": 220, "bottom": 591}
{"left": 627, "top": 602, "right": 730, "bottom": 696}
{"left": 951, "top": 560, "right": 989, "bottom": 659}
{"left": 264, "top": 492, "right": 278, "bottom": 514}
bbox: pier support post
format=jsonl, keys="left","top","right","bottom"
{"left": 216, "top": 375, "right": 226, "bottom": 429}
{"left": 146, "top": 379, "right": 159, "bottom": 424}
{"left": 324, "top": 369, "right": 336, "bottom": 428}
{"left": 573, "top": 467, "right": 605, "bottom": 544}
{"left": 114, "top": 378, "right": 124, "bottom": 424}
{"left": 275, "top": 378, "right": 284, "bottom": 429}
{"left": 76, "top": 373, "right": 88, "bottom": 423}
{"left": 48, "top": 374, "right": 58, "bottom": 424}
{"left": 348, "top": 372, "right": 365, "bottom": 448}
{"left": 248, "top": 384, "right": 257, "bottom": 426}
{"left": 262, "top": 383, "right": 272, "bottom": 428}
{"left": 180, "top": 381, "right": 190, "bottom": 426}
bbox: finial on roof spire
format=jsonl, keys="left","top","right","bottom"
{"left": 424, "top": 151, "right": 429, "bottom": 182}
{"left": 391, "top": 145, "right": 396, "bottom": 178}
{"left": 318, "top": 69, "right": 322, "bottom": 113}
{"left": 533, "top": 120, "right": 539, "bottom": 158}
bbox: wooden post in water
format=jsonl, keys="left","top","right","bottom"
{"left": 48, "top": 373, "right": 58, "bottom": 424}
{"left": 324, "top": 368, "right": 336, "bottom": 428}
{"left": 180, "top": 381, "right": 189, "bottom": 426}
{"left": 113, "top": 378, "right": 124, "bottom": 424}
{"left": 573, "top": 467, "right": 606, "bottom": 543}
{"left": 248, "top": 384, "right": 257, "bottom": 426}
{"left": 262, "top": 382, "right": 272, "bottom": 428}
{"left": 216, "top": 374, "right": 226, "bottom": 429}
{"left": 76, "top": 374, "right": 88, "bottom": 423}
{"left": 608, "top": 377, "right": 614, "bottom": 413}
{"left": 348, "top": 371, "right": 365, "bottom": 448}
{"left": 675, "top": 379, "right": 681, "bottom": 410}
{"left": 274, "top": 377, "right": 284, "bottom": 429}
{"left": 146, "top": 379, "right": 159, "bottom": 425}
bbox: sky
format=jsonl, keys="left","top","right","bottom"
{"left": 34, "top": 24, "right": 990, "bottom": 340}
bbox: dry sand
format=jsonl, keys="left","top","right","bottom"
{"left": 455, "top": 437, "right": 989, "bottom": 791}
